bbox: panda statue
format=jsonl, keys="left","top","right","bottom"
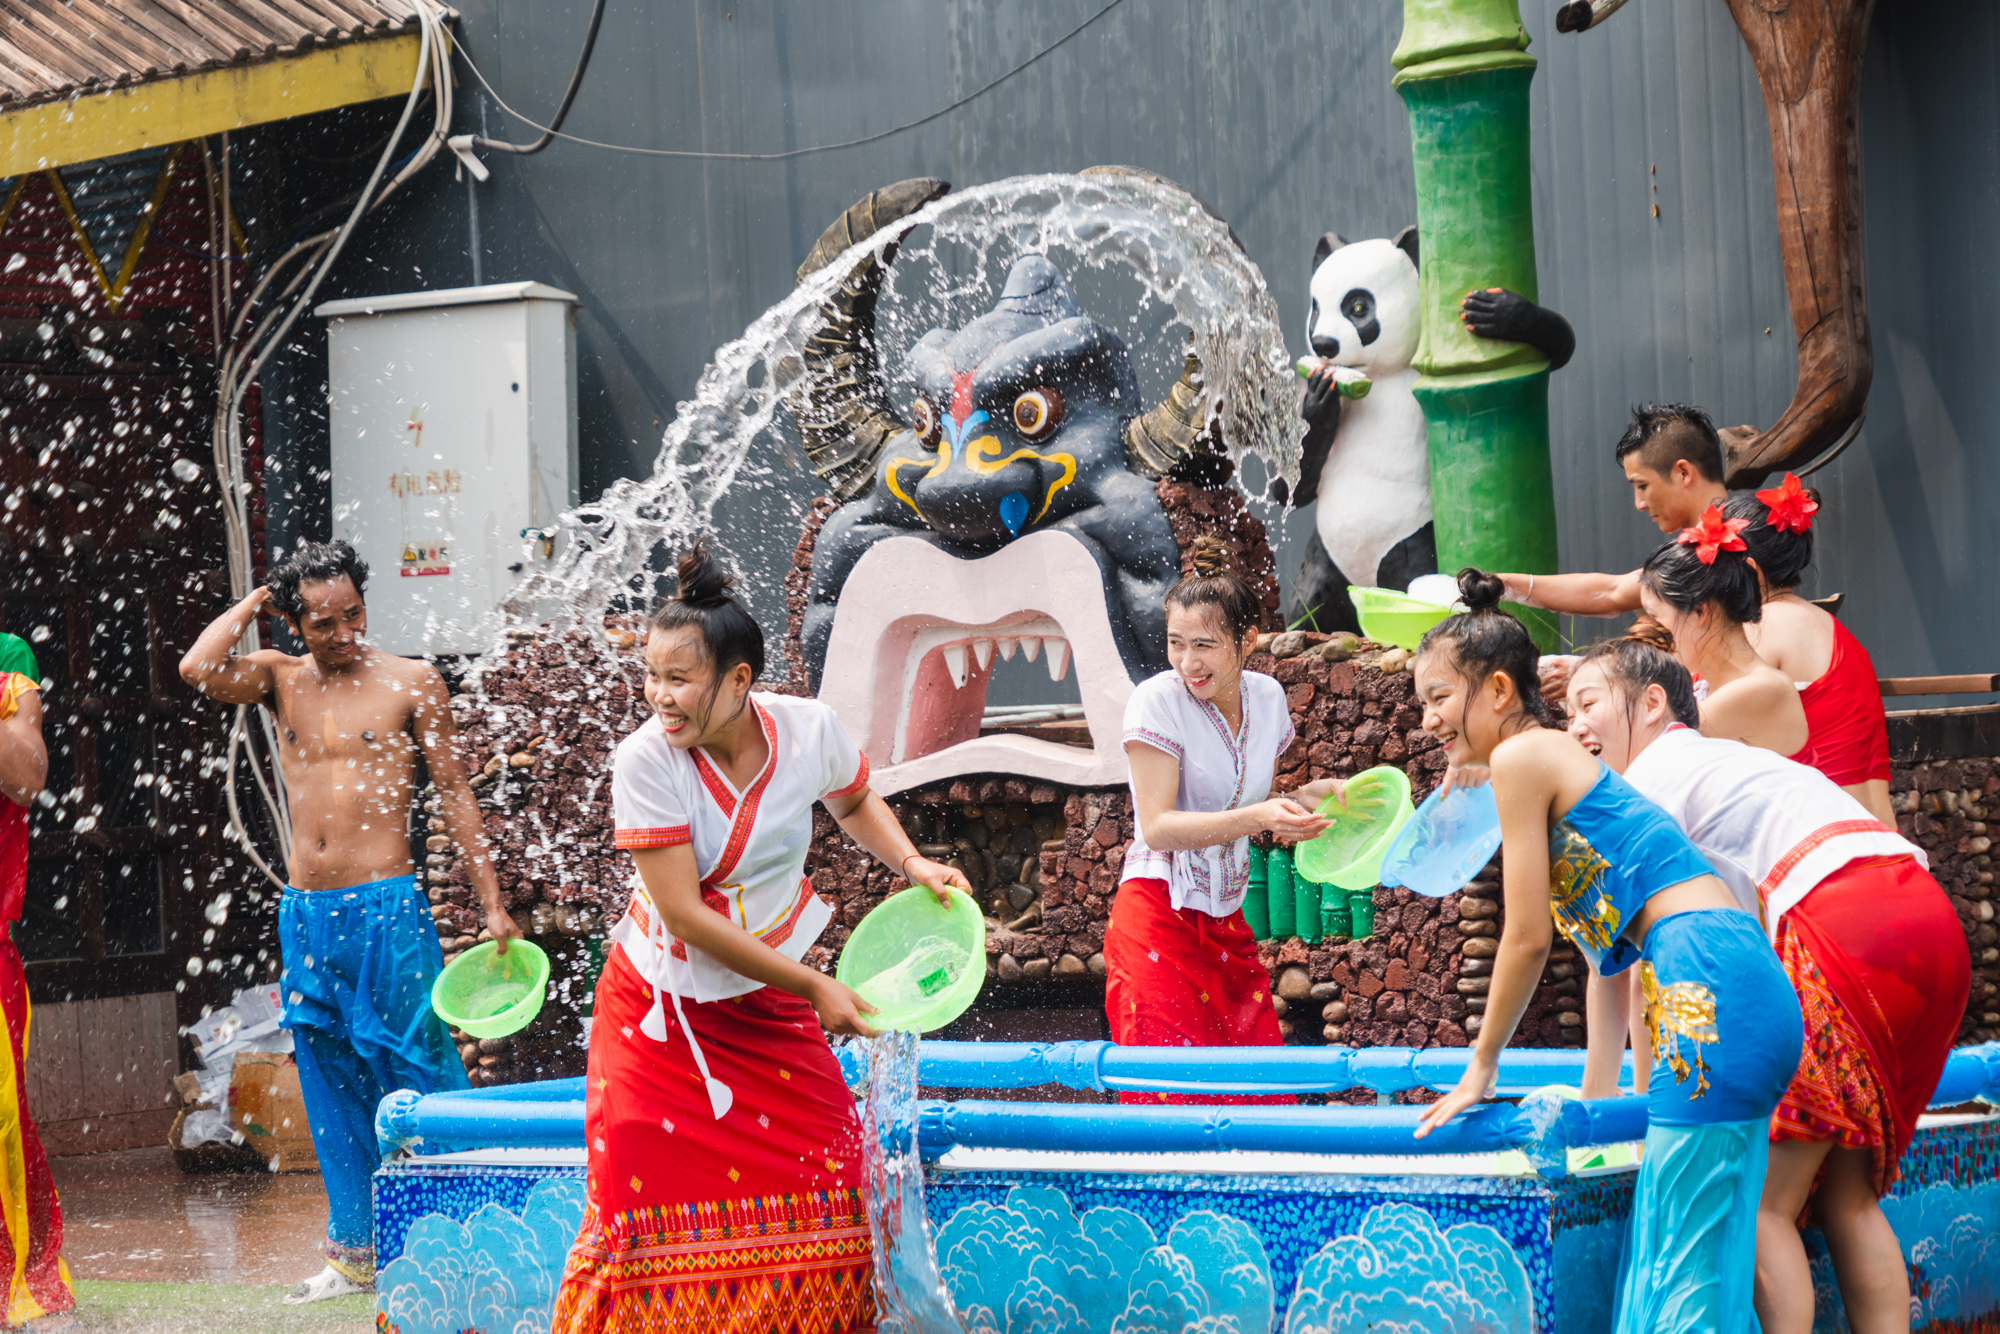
{"left": 1282, "top": 226, "right": 1574, "bottom": 634}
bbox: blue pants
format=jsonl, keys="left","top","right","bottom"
{"left": 1613, "top": 909, "right": 1803, "bottom": 1333}
{"left": 279, "top": 876, "right": 467, "bottom": 1259}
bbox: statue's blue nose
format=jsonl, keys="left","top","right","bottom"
{"left": 998, "top": 491, "right": 1029, "bottom": 535}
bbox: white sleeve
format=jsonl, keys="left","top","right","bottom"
{"left": 612, "top": 736, "right": 691, "bottom": 850}
{"left": 1122, "top": 678, "right": 1184, "bottom": 761}
{"left": 816, "top": 704, "right": 871, "bottom": 800}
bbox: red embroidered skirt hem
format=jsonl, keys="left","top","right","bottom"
{"left": 1768, "top": 855, "right": 1969, "bottom": 1200}
{"left": 550, "top": 945, "right": 875, "bottom": 1333}
{"left": 1102, "top": 877, "right": 1290, "bottom": 1107}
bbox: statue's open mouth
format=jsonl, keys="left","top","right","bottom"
{"left": 815, "top": 530, "right": 1139, "bottom": 796}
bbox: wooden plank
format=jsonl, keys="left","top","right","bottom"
{"left": 139, "top": 990, "right": 179, "bottom": 1111}
{"left": 78, "top": 995, "right": 123, "bottom": 1118}
{"left": 1879, "top": 674, "right": 2000, "bottom": 698}
{"left": 28, "top": 998, "right": 84, "bottom": 1124}
{"left": 38, "top": 1105, "right": 176, "bottom": 1157}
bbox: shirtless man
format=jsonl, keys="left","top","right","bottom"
{"left": 179, "top": 540, "right": 519, "bottom": 1305}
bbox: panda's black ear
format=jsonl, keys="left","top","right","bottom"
{"left": 1312, "top": 232, "right": 1346, "bottom": 272}
{"left": 1393, "top": 226, "right": 1419, "bottom": 270}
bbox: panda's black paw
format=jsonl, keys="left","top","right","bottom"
{"left": 1460, "top": 287, "right": 1575, "bottom": 371}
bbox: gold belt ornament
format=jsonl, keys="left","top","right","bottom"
{"left": 1642, "top": 963, "right": 1718, "bottom": 1099}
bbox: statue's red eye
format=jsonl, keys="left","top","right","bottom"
{"left": 911, "top": 396, "right": 939, "bottom": 447}
{"left": 1012, "top": 388, "right": 1063, "bottom": 440}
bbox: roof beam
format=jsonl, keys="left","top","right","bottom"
{"left": 0, "top": 29, "right": 421, "bottom": 177}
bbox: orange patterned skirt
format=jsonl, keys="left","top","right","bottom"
{"left": 550, "top": 946, "right": 875, "bottom": 1334}
{"left": 1770, "top": 855, "right": 1970, "bottom": 1199}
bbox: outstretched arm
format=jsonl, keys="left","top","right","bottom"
{"left": 1495, "top": 569, "right": 1641, "bottom": 617}
{"left": 412, "top": 668, "right": 521, "bottom": 952}
{"left": 0, "top": 689, "right": 45, "bottom": 807}
{"left": 1128, "top": 741, "right": 1331, "bottom": 851}
{"left": 823, "top": 784, "right": 970, "bottom": 906}
{"left": 178, "top": 587, "right": 281, "bottom": 704}
{"left": 1461, "top": 287, "right": 1576, "bottom": 371}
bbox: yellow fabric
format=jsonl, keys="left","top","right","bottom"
{"left": 0, "top": 985, "right": 37, "bottom": 1325}
{"left": 0, "top": 674, "right": 35, "bottom": 724}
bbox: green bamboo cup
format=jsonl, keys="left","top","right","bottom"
{"left": 1244, "top": 843, "right": 1271, "bottom": 940}
{"left": 1349, "top": 886, "right": 1377, "bottom": 940}
{"left": 1267, "top": 847, "right": 1297, "bottom": 940}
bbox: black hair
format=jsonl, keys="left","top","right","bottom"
{"left": 1164, "top": 535, "right": 1263, "bottom": 642}
{"left": 1638, "top": 524, "right": 1763, "bottom": 626}
{"left": 647, "top": 540, "right": 766, "bottom": 695}
{"left": 267, "top": 540, "right": 369, "bottom": 621}
{"left": 1613, "top": 403, "right": 1726, "bottom": 484}
{"left": 1725, "top": 489, "right": 1814, "bottom": 591}
{"left": 1577, "top": 618, "right": 1701, "bottom": 728}
{"left": 1414, "top": 568, "right": 1554, "bottom": 727}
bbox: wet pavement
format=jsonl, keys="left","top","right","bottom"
{"left": 51, "top": 1148, "right": 370, "bottom": 1332}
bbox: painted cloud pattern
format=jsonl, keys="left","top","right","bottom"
{"left": 378, "top": 1177, "right": 587, "bottom": 1334}
{"left": 1883, "top": 1180, "right": 2000, "bottom": 1330}
{"left": 935, "top": 1186, "right": 1273, "bottom": 1334}
{"left": 1284, "top": 1202, "right": 1533, "bottom": 1334}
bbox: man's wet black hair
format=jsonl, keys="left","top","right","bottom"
{"left": 1577, "top": 619, "right": 1702, "bottom": 728}
{"left": 1725, "top": 489, "right": 1815, "bottom": 590}
{"left": 267, "top": 540, "right": 369, "bottom": 621}
{"left": 1613, "top": 403, "right": 1726, "bottom": 484}
{"left": 647, "top": 539, "right": 766, "bottom": 692}
{"left": 1639, "top": 526, "right": 1763, "bottom": 626}
{"left": 1414, "top": 568, "right": 1554, "bottom": 727}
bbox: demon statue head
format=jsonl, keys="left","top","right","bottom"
{"left": 789, "top": 174, "right": 1224, "bottom": 794}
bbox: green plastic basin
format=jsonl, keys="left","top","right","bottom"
{"left": 431, "top": 939, "right": 550, "bottom": 1040}
{"left": 1349, "top": 586, "right": 1453, "bottom": 651}
{"left": 838, "top": 885, "right": 986, "bottom": 1034}
{"left": 1293, "top": 765, "right": 1416, "bottom": 890}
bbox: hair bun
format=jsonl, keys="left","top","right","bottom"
{"left": 674, "top": 539, "right": 735, "bottom": 608}
{"left": 1185, "top": 535, "right": 1235, "bottom": 579}
{"left": 1455, "top": 567, "right": 1506, "bottom": 614}
{"left": 1624, "top": 614, "right": 1675, "bottom": 654}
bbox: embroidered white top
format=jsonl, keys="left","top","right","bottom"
{"left": 1621, "top": 723, "right": 1919, "bottom": 940}
{"left": 1119, "top": 669, "right": 1296, "bottom": 917}
{"left": 608, "top": 691, "right": 870, "bottom": 1002}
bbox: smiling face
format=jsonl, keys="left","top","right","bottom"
{"left": 1564, "top": 660, "right": 1672, "bottom": 773}
{"left": 643, "top": 626, "right": 753, "bottom": 751}
{"left": 1414, "top": 645, "right": 1516, "bottom": 769}
{"left": 1165, "top": 603, "right": 1255, "bottom": 703}
{"left": 289, "top": 576, "right": 367, "bottom": 670}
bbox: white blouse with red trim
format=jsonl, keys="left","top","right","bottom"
{"left": 608, "top": 691, "right": 869, "bottom": 1002}
{"left": 1621, "top": 723, "right": 1919, "bottom": 941}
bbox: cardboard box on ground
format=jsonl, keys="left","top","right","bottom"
{"left": 169, "top": 983, "right": 318, "bottom": 1173}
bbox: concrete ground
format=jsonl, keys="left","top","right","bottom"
{"left": 49, "top": 1147, "right": 370, "bottom": 1333}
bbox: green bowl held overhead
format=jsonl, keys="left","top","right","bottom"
{"left": 1293, "top": 765, "right": 1416, "bottom": 890}
{"left": 431, "top": 939, "right": 550, "bottom": 1040}
{"left": 837, "top": 885, "right": 986, "bottom": 1034}
{"left": 1348, "top": 587, "right": 1453, "bottom": 651}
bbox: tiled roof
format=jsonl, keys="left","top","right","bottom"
{"left": 0, "top": 0, "right": 423, "bottom": 108}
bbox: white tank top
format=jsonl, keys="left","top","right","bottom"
{"left": 1621, "top": 724, "right": 1919, "bottom": 939}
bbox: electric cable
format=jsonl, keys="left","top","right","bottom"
{"left": 208, "top": 0, "right": 456, "bottom": 888}
{"left": 461, "top": 0, "right": 606, "bottom": 157}
{"left": 451, "top": 0, "right": 1127, "bottom": 166}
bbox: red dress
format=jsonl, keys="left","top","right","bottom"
{"left": 1771, "top": 855, "right": 1969, "bottom": 1201}
{"left": 1795, "top": 619, "right": 1891, "bottom": 786}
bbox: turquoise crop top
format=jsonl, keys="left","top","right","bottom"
{"left": 1548, "top": 764, "right": 1716, "bottom": 975}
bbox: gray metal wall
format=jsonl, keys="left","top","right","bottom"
{"left": 265, "top": 0, "right": 1997, "bottom": 682}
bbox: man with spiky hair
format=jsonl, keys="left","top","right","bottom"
{"left": 180, "top": 540, "right": 519, "bottom": 1305}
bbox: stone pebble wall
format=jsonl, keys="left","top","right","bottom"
{"left": 1891, "top": 759, "right": 2000, "bottom": 1043}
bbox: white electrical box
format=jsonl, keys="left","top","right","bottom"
{"left": 318, "top": 282, "right": 578, "bottom": 656}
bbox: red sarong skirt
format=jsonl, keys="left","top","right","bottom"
{"left": 550, "top": 945, "right": 876, "bottom": 1334}
{"left": 1770, "top": 854, "right": 1970, "bottom": 1199}
{"left": 1102, "top": 877, "right": 1289, "bottom": 1106}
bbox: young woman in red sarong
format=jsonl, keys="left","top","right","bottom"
{"left": 0, "top": 634, "right": 74, "bottom": 1326}
{"left": 1104, "top": 537, "right": 1347, "bottom": 1105}
{"left": 1566, "top": 628, "right": 1970, "bottom": 1334}
{"left": 1725, "top": 478, "right": 1896, "bottom": 827}
{"left": 550, "top": 544, "right": 967, "bottom": 1334}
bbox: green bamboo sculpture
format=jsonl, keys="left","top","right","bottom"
{"left": 1394, "top": 0, "right": 1559, "bottom": 645}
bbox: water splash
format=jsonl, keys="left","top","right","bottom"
{"left": 496, "top": 171, "right": 1300, "bottom": 648}
{"left": 858, "top": 1029, "right": 977, "bottom": 1334}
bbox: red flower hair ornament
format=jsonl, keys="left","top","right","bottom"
{"left": 1677, "top": 504, "right": 1750, "bottom": 565}
{"left": 1756, "top": 471, "right": 1819, "bottom": 535}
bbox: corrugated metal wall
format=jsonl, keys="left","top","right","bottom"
{"left": 266, "top": 0, "right": 1997, "bottom": 680}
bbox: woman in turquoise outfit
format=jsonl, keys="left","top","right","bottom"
{"left": 1412, "top": 569, "right": 1803, "bottom": 1334}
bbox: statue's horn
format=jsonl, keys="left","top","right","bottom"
{"left": 1079, "top": 166, "right": 1233, "bottom": 481}
{"left": 790, "top": 178, "right": 950, "bottom": 503}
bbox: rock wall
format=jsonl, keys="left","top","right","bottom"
{"left": 1890, "top": 759, "right": 2000, "bottom": 1044}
